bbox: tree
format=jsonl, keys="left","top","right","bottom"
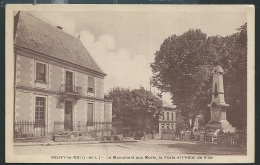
{"left": 151, "top": 24, "right": 247, "bottom": 129}
{"left": 106, "top": 87, "right": 163, "bottom": 134}
{"left": 151, "top": 29, "right": 213, "bottom": 129}
{"left": 207, "top": 23, "right": 247, "bottom": 128}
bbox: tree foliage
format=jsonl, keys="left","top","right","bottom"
{"left": 106, "top": 87, "right": 163, "bottom": 133}
{"left": 151, "top": 23, "right": 247, "bottom": 129}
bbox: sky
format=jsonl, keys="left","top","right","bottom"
{"left": 27, "top": 10, "right": 247, "bottom": 104}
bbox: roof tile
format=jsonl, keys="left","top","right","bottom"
{"left": 14, "top": 12, "right": 105, "bottom": 75}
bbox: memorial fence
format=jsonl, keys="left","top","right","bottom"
{"left": 161, "top": 130, "right": 246, "bottom": 146}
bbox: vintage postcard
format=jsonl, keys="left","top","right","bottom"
{"left": 5, "top": 4, "right": 255, "bottom": 163}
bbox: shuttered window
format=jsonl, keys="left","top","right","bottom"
{"left": 36, "top": 62, "right": 46, "bottom": 82}
{"left": 88, "top": 77, "right": 95, "bottom": 93}
{"left": 87, "top": 103, "right": 94, "bottom": 125}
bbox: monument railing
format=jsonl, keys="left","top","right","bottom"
{"left": 161, "top": 129, "right": 247, "bottom": 146}
{"left": 161, "top": 129, "right": 182, "bottom": 140}
{"left": 217, "top": 132, "right": 247, "bottom": 146}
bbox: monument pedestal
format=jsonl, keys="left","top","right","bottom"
{"left": 205, "top": 102, "right": 236, "bottom": 133}
{"left": 206, "top": 120, "right": 236, "bottom": 133}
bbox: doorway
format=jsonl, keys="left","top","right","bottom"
{"left": 64, "top": 100, "right": 73, "bottom": 131}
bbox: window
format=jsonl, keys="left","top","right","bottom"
{"left": 35, "top": 97, "right": 45, "bottom": 126}
{"left": 87, "top": 103, "right": 94, "bottom": 125}
{"left": 66, "top": 71, "right": 73, "bottom": 93}
{"left": 36, "top": 62, "right": 46, "bottom": 82}
{"left": 88, "top": 77, "right": 95, "bottom": 93}
{"left": 167, "top": 112, "right": 169, "bottom": 121}
{"left": 162, "top": 112, "right": 164, "bottom": 120}
{"left": 172, "top": 112, "right": 174, "bottom": 121}
{"left": 162, "top": 125, "right": 164, "bottom": 129}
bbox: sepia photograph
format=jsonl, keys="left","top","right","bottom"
{"left": 5, "top": 4, "right": 254, "bottom": 163}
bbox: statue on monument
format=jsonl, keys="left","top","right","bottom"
{"left": 205, "top": 62, "right": 236, "bottom": 133}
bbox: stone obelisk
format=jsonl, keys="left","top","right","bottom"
{"left": 205, "top": 64, "right": 236, "bottom": 133}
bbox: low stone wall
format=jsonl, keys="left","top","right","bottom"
{"left": 53, "top": 131, "right": 121, "bottom": 142}
{"left": 143, "top": 133, "right": 160, "bottom": 140}
{"left": 14, "top": 136, "right": 46, "bottom": 143}
{"left": 54, "top": 131, "right": 97, "bottom": 142}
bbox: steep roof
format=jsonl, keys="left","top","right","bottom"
{"left": 14, "top": 12, "right": 105, "bottom": 75}
{"left": 162, "top": 99, "right": 176, "bottom": 110}
{"left": 154, "top": 94, "right": 176, "bottom": 110}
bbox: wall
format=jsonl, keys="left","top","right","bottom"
{"left": 48, "top": 95, "right": 63, "bottom": 133}
{"left": 15, "top": 91, "right": 33, "bottom": 121}
{"left": 15, "top": 52, "right": 110, "bottom": 134}
{"left": 95, "top": 102, "right": 104, "bottom": 122}
{"left": 104, "top": 102, "right": 112, "bottom": 122}
{"left": 74, "top": 100, "right": 86, "bottom": 122}
{"left": 49, "top": 64, "right": 63, "bottom": 92}
{"left": 75, "top": 72, "right": 87, "bottom": 96}
{"left": 95, "top": 78, "right": 104, "bottom": 99}
{"left": 16, "top": 53, "right": 105, "bottom": 99}
{"left": 16, "top": 54, "right": 34, "bottom": 87}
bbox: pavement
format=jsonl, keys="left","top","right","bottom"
{"left": 114, "top": 140, "right": 246, "bottom": 155}
{"left": 14, "top": 139, "right": 139, "bottom": 146}
{"left": 13, "top": 139, "right": 246, "bottom": 156}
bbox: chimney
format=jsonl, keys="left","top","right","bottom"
{"left": 56, "top": 26, "right": 63, "bottom": 30}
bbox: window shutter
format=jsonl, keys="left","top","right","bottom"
{"left": 36, "top": 63, "right": 40, "bottom": 80}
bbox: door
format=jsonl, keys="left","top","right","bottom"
{"left": 64, "top": 100, "right": 73, "bottom": 132}
{"left": 87, "top": 103, "right": 94, "bottom": 125}
{"left": 66, "top": 71, "right": 73, "bottom": 93}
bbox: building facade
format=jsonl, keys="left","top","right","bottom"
{"left": 158, "top": 100, "right": 177, "bottom": 138}
{"left": 13, "top": 12, "right": 112, "bottom": 137}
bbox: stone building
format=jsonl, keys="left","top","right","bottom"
{"left": 158, "top": 100, "right": 177, "bottom": 138}
{"left": 13, "top": 12, "right": 112, "bottom": 137}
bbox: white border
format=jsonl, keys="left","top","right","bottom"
{"left": 5, "top": 4, "right": 255, "bottom": 163}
